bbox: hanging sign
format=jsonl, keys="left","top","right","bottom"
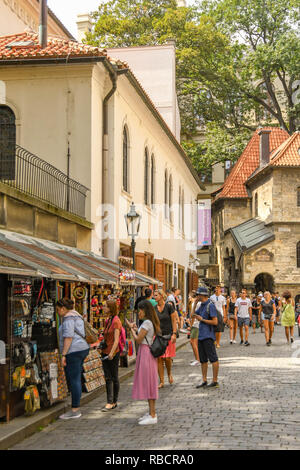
{"left": 197, "top": 199, "right": 212, "bottom": 248}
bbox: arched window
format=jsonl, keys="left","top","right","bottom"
{"left": 144, "top": 148, "right": 149, "bottom": 205}
{"left": 169, "top": 174, "right": 173, "bottom": 223}
{"left": 297, "top": 242, "right": 300, "bottom": 268}
{"left": 0, "top": 105, "right": 16, "bottom": 180}
{"left": 297, "top": 188, "right": 300, "bottom": 207}
{"left": 151, "top": 154, "right": 155, "bottom": 206}
{"left": 122, "top": 127, "right": 129, "bottom": 192}
{"left": 164, "top": 170, "right": 168, "bottom": 218}
{"left": 182, "top": 189, "right": 185, "bottom": 233}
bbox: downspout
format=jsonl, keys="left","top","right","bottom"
{"left": 101, "top": 63, "right": 130, "bottom": 257}
{"left": 102, "top": 61, "right": 117, "bottom": 257}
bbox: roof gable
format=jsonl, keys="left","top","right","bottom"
{"left": 214, "top": 127, "right": 289, "bottom": 200}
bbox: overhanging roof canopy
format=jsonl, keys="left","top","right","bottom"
{"left": 0, "top": 230, "right": 161, "bottom": 286}
{"left": 230, "top": 219, "right": 274, "bottom": 252}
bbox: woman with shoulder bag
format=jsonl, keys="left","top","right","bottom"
{"left": 57, "top": 298, "right": 90, "bottom": 420}
{"left": 127, "top": 300, "right": 161, "bottom": 425}
{"left": 281, "top": 291, "right": 295, "bottom": 344}
{"left": 101, "top": 300, "right": 122, "bottom": 412}
{"left": 153, "top": 289, "right": 177, "bottom": 388}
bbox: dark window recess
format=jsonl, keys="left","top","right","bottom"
{"left": 144, "top": 148, "right": 149, "bottom": 205}
{"left": 123, "top": 127, "right": 128, "bottom": 192}
{"left": 0, "top": 106, "right": 16, "bottom": 180}
{"left": 297, "top": 242, "right": 300, "bottom": 268}
{"left": 297, "top": 188, "right": 300, "bottom": 208}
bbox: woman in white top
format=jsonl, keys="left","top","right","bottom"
{"left": 127, "top": 300, "right": 161, "bottom": 426}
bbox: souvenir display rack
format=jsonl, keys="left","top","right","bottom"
{"left": 82, "top": 349, "right": 105, "bottom": 392}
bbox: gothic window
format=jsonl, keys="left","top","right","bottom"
{"left": 297, "top": 188, "right": 300, "bottom": 207}
{"left": 144, "top": 147, "right": 149, "bottom": 205}
{"left": 0, "top": 105, "right": 16, "bottom": 180}
{"left": 169, "top": 174, "right": 173, "bottom": 223}
{"left": 297, "top": 242, "right": 300, "bottom": 268}
{"left": 122, "top": 126, "right": 129, "bottom": 192}
{"left": 151, "top": 154, "right": 155, "bottom": 206}
{"left": 164, "top": 170, "right": 168, "bottom": 218}
{"left": 255, "top": 193, "right": 258, "bottom": 217}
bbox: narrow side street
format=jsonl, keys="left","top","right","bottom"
{"left": 11, "top": 326, "right": 300, "bottom": 450}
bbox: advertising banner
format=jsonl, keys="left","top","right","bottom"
{"left": 197, "top": 199, "right": 212, "bottom": 248}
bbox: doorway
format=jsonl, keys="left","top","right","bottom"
{"left": 254, "top": 273, "right": 274, "bottom": 293}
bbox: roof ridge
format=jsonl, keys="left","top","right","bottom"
{"left": 271, "top": 132, "right": 300, "bottom": 165}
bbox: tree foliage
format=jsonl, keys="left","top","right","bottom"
{"left": 86, "top": 0, "right": 300, "bottom": 173}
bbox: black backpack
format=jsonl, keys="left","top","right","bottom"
{"left": 145, "top": 334, "right": 171, "bottom": 358}
{"left": 206, "top": 302, "right": 223, "bottom": 332}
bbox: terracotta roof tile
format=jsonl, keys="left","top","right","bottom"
{"left": 0, "top": 32, "right": 106, "bottom": 60}
{"left": 214, "top": 127, "right": 290, "bottom": 200}
{"left": 270, "top": 131, "right": 300, "bottom": 166}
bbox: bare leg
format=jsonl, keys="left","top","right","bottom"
{"left": 215, "top": 332, "right": 221, "bottom": 347}
{"left": 165, "top": 357, "right": 173, "bottom": 384}
{"left": 285, "top": 326, "right": 290, "bottom": 342}
{"left": 239, "top": 327, "right": 244, "bottom": 342}
{"left": 290, "top": 326, "right": 294, "bottom": 339}
{"left": 148, "top": 399, "right": 156, "bottom": 418}
{"left": 158, "top": 358, "right": 164, "bottom": 388}
{"left": 245, "top": 325, "right": 249, "bottom": 342}
{"left": 201, "top": 362, "right": 208, "bottom": 382}
{"left": 191, "top": 338, "right": 200, "bottom": 361}
{"left": 233, "top": 320, "right": 238, "bottom": 341}
{"left": 212, "top": 361, "right": 219, "bottom": 383}
{"left": 269, "top": 321, "right": 274, "bottom": 340}
{"left": 229, "top": 319, "right": 234, "bottom": 341}
{"left": 264, "top": 320, "right": 270, "bottom": 343}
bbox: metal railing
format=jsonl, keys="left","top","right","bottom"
{"left": 0, "top": 145, "right": 89, "bottom": 219}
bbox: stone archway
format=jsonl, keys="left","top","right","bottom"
{"left": 254, "top": 273, "right": 274, "bottom": 293}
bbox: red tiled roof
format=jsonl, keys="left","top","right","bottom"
{"left": 214, "top": 127, "right": 290, "bottom": 200}
{"left": 0, "top": 32, "right": 105, "bottom": 60}
{"left": 270, "top": 131, "right": 300, "bottom": 167}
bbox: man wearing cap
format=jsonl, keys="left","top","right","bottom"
{"left": 193, "top": 287, "right": 220, "bottom": 389}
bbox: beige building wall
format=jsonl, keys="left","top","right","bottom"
{"left": 106, "top": 75, "right": 200, "bottom": 273}
{"left": 0, "top": 0, "right": 72, "bottom": 39}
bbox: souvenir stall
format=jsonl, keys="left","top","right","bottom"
{"left": 3, "top": 275, "right": 68, "bottom": 421}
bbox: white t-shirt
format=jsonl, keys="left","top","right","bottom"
{"left": 210, "top": 294, "right": 226, "bottom": 317}
{"left": 235, "top": 298, "right": 252, "bottom": 318}
{"left": 139, "top": 319, "right": 155, "bottom": 345}
{"left": 192, "top": 301, "right": 201, "bottom": 329}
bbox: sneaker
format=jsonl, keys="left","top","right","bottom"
{"left": 233, "top": 340, "right": 237, "bottom": 344}
{"left": 269, "top": 339, "right": 272, "bottom": 344}
{"left": 266, "top": 341, "right": 271, "bottom": 346}
{"left": 244, "top": 341, "right": 250, "bottom": 346}
{"left": 138, "top": 415, "right": 157, "bottom": 425}
{"left": 291, "top": 337, "right": 294, "bottom": 343}
{"left": 180, "top": 329, "right": 188, "bottom": 334}
{"left": 138, "top": 413, "right": 149, "bottom": 422}
{"left": 190, "top": 360, "right": 200, "bottom": 366}
{"left": 196, "top": 381, "right": 207, "bottom": 389}
{"left": 207, "top": 382, "right": 219, "bottom": 389}
{"left": 240, "top": 340, "right": 244, "bottom": 345}
{"left": 59, "top": 410, "right": 82, "bottom": 420}
{"left": 230, "top": 340, "right": 233, "bottom": 344}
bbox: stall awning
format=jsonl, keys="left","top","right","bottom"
{"left": 0, "top": 230, "right": 162, "bottom": 286}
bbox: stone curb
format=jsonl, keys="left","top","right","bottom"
{"left": 0, "top": 337, "right": 189, "bottom": 450}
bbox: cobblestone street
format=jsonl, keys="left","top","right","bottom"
{"left": 11, "top": 326, "right": 300, "bottom": 450}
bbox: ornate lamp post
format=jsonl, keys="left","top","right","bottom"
{"left": 125, "top": 203, "right": 141, "bottom": 271}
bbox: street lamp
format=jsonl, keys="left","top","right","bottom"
{"left": 125, "top": 202, "right": 141, "bottom": 271}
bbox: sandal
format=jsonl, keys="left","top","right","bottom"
{"left": 101, "top": 405, "right": 114, "bottom": 412}
{"left": 168, "top": 375, "right": 174, "bottom": 385}
{"left": 158, "top": 383, "right": 164, "bottom": 389}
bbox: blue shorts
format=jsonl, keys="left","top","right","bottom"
{"left": 238, "top": 317, "right": 250, "bottom": 327}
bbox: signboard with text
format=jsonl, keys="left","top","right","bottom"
{"left": 197, "top": 199, "right": 212, "bottom": 248}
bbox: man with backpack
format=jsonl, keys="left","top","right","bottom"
{"left": 193, "top": 287, "right": 220, "bottom": 389}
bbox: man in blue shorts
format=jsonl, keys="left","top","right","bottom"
{"left": 193, "top": 287, "right": 219, "bottom": 389}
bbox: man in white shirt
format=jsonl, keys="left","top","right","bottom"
{"left": 234, "top": 288, "right": 252, "bottom": 346}
{"left": 210, "top": 285, "right": 227, "bottom": 348}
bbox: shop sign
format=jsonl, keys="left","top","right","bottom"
{"left": 197, "top": 199, "right": 212, "bottom": 248}
{"left": 255, "top": 249, "right": 273, "bottom": 262}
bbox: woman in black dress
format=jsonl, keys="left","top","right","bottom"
{"left": 153, "top": 290, "right": 178, "bottom": 388}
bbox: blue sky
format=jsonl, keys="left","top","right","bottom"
{"left": 48, "top": 0, "right": 193, "bottom": 39}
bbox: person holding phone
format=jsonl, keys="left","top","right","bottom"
{"left": 126, "top": 300, "right": 161, "bottom": 426}
{"left": 101, "top": 300, "right": 122, "bottom": 412}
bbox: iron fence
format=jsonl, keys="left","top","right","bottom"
{"left": 0, "top": 145, "right": 88, "bottom": 219}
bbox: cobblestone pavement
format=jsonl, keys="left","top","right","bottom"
{"left": 11, "top": 326, "right": 300, "bottom": 450}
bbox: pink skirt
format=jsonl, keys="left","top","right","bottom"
{"left": 132, "top": 344, "right": 158, "bottom": 401}
{"left": 160, "top": 339, "right": 176, "bottom": 359}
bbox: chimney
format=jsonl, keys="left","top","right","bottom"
{"left": 258, "top": 129, "right": 271, "bottom": 167}
{"left": 39, "top": 0, "right": 48, "bottom": 49}
{"left": 76, "top": 14, "right": 93, "bottom": 43}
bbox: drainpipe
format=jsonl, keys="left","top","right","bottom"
{"left": 101, "top": 63, "right": 130, "bottom": 257}
{"left": 39, "top": 0, "right": 48, "bottom": 49}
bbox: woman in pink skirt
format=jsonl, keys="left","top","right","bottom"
{"left": 126, "top": 300, "right": 161, "bottom": 426}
